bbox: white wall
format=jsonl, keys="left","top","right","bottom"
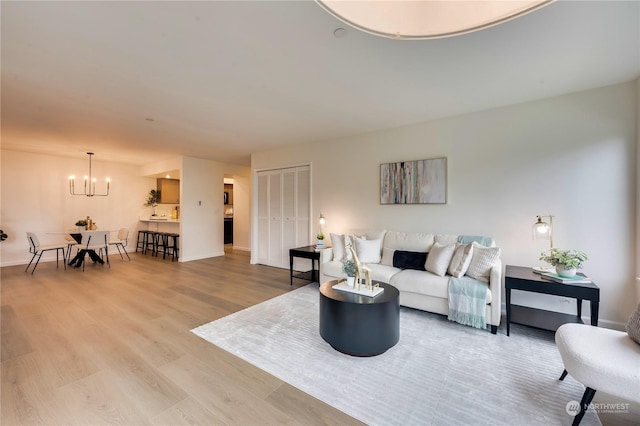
{"left": 636, "top": 78, "right": 640, "bottom": 303}
{"left": 1, "top": 150, "right": 154, "bottom": 265}
{"left": 180, "top": 156, "right": 224, "bottom": 261}
{"left": 252, "top": 81, "right": 638, "bottom": 327}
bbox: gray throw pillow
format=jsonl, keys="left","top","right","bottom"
{"left": 626, "top": 303, "right": 640, "bottom": 345}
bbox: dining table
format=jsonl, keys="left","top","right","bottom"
{"left": 48, "top": 230, "right": 114, "bottom": 268}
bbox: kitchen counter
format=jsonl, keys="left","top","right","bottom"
{"left": 140, "top": 218, "right": 180, "bottom": 223}
{"left": 140, "top": 218, "right": 180, "bottom": 233}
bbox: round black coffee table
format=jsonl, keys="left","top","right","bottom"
{"left": 319, "top": 280, "right": 400, "bottom": 357}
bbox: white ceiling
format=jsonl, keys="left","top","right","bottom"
{"left": 2, "top": 1, "right": 639, "bottom": 166}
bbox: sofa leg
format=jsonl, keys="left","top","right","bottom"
{"left": 572, "top": 387, "right": 596, "bottom": 426}
{"left": 559, "top": 369, "right": 568, "bottom": 381}
{"left": 490, "top": 325, "right": 497, "bottom": 334}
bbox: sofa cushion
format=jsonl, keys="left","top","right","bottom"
{"left": 435, "top": 234, "right": 459, "bottom": 246}
{"left": 391, "top": 269, "right": 492, "bottom": 303}
{"left": 354, "top": 235, "right": 383, "bottom": 263}
{"left": 425, "top": 242, "right": 456, "bottom": 277}
{"left": 448, "top": 243, "right": 473, "bottom": 278}
{"left": 466, "top": 242, "right": 501, "bottom": 283}
{"left": 382, "top": 231, "right": 435, "bottom": 253}
{"left": 390, "top": 269, "right": 450, "bottom": 299}
{"left": 393, "top": 250, "right": 427, "bottom": 271}
{"left": 351, "top": 229, "right": 387, "bottom": 241}
{"left": 368, "top": 263, "right": 402, "bottom": 283}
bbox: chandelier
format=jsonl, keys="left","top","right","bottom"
{"left": 69, "top": 152, "right": 110, "bottom": 197}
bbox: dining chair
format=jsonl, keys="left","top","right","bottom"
{"left": 82, "top": 230, "right": 110, "bottom": 271}
{"left": 25, "top": 232, "right": 67, "bottom": 274}
{"left": 109, "top": 228, "right": 130, "bottom": 261}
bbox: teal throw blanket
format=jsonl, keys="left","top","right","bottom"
{"left": 448, "top": 276, "right": 488, "bottom": 330}
{"left": 458, "top": 235, "right": 493, "bottom": 247}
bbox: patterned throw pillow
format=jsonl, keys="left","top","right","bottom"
{"left": 425, "top": 242, "right": 456, "bottom": 277}
{"left": 465, "top": 242, "right": 501, "bottom": 283}
{"left": 626, "top": 303, "right": 640, "bottom": 345}
{"left": 448, "top": 243, "right": 473, "bottom": 278}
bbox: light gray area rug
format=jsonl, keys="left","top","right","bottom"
{"left": 192, "top": 284, "right": 600, "bottom": 426}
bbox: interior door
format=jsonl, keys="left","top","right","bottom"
{"left": 268, "top": 171, "right": 282, "bottom": 267}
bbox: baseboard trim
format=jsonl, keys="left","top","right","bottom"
{"left": 180, "top": 252, "right": 225, "bottom": 262}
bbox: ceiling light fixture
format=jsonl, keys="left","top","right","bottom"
{"left": 316, "top": 0, "right": 554, "bottom": 40}
{"left": 69, "top": 152, "right": 110, "bottom": 197}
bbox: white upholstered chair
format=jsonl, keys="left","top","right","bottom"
{"left": 555, "top": 322, "right": 640, "bottom": 425}
{"left": 25, "top": 232, "right": 67, "bottom": 274}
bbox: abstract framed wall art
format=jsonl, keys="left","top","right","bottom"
{"left": 380, "top": 157, "right": 447, "bottom": 204}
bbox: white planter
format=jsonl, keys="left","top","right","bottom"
{"left": 556, "top": 265, "right": 577, "bottom": 278}
{"left": 346, "top": 276, "right": 355, "bottom": 287}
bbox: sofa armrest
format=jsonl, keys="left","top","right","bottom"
{"left": 318, "top": 247, "right": 334, "bottom": 264}
{"left": 488, "top": 258, "right": 502, "bottom": 327}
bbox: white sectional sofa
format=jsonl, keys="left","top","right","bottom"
{"left": 319, "top": 230, "right": 502, "bottom": 334}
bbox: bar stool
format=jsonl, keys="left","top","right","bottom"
{"left": 144, "top": 231, "right": 159, "bottom": 255}
{"left": 155, "top": 232, "right": 168, "bottom": 258}
{"left": 136, "top": 230, "right": 149, "bottom": 253}
{"left": 163, "top": 233, "right": 179, "bottom": 261}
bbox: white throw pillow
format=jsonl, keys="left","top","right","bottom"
{"left": 381, "top": 247, "right": 396, "bottom": 266}
{"left": 466, "top": 242, "right": 501, "bottom": 283}
{"left": 448, "top": 243, "right": 474, "bottom": 278}
{"left": 330, "top": 233, "right": 353, "bottom": 261}
{"left": 425, "top": 242, "right": 456, "bottom": 277}
{"left": 354, "top": 235, "right": 383, "bottom": 264}
{"left": 330, "top": 233, "right": 345, "bottom": 261}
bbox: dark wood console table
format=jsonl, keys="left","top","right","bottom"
{"left": 289, "top": 245, "right": 321, "bottom": 286}
{"left": 505, "top": 265, "right": 599, "bottom": 336}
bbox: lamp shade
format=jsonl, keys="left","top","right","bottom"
{"left": 532, "top": 216, "right": 552, "bottom": 240}
{"left": 319, "top": 214, "right": 326, "bottom": 226}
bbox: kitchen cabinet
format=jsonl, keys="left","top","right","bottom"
{"left": 224, "top": 218, "right": 233, "bottom": 244}
{"left": 224, "top": 183, "right": 233, "bottom": 205}
{"left": 157, "top": 178, "right": 180, "bottom": 204}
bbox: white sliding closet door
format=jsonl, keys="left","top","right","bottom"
{"left": 256, "top": 166, "right": 310, "bottom": 269}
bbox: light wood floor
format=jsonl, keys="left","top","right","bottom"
{"left": 1, "top": 247, "right": 363, "bottom": 425}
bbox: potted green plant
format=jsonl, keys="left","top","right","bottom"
{"left": 145, "top": 189, "right": 161, "bottom": 216}
{"left": 316, "top": 232, "right": 325, "bottom": 247}
{"left": 75, "top": 219, "right": 88, "bottom": 231}
{"left": 342, "top": 259, "right": 356, "bottom": 287}
{"left": 539, "top": 249, "right": 588, "bottom": 277}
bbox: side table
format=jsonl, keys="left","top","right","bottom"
{"left": 505, "top": 265, "right": 599, "bottom": 336}
{"left": 289, "top": 245, "right": 321, "bottom": 286}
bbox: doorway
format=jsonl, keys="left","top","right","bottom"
{"left": 224, "top": 178, "right": 234, "bottom": 246}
